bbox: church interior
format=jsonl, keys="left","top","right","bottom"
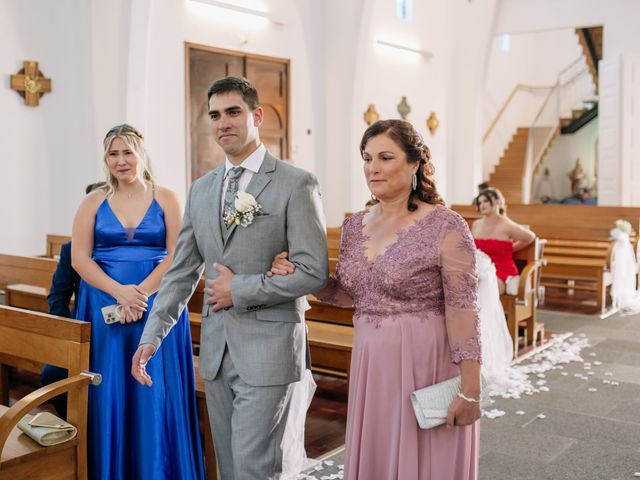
{"left": 1, "top": 0, "right": 640, "bottom": 479}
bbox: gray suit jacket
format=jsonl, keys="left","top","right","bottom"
{"left": 139, "top": 152, "right": 328, "bottom": 386}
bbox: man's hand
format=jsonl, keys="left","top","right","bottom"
{"left": 131, "top": 343, "right": 157, "bottom": 387}
{"left": 204, "top": 263, "right": 234, "bottom": 311}
{"left": 266, "top": 251, "right": 296, "bottom": 277}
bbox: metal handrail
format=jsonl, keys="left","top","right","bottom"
{"left": 482, "top": 84, "right": 554, "bottom": 143}
{"left": 483, "top": 59, "right": 590, "bottom": 145}
{"left": 557, "top": 55, "right": 584, "bottom": 77}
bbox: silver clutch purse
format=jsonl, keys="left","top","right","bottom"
{"left": 410, "top": 374, "right": 489, "bottom": 429}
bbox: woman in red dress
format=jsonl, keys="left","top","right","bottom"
{"left": 471, "top": 189, "right": 535, "bottom": 294}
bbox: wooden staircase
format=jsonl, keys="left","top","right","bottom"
{"left": 560, "top": 27, "right": 601, "bottom": 132}
{"left": 488, "top": 126, "right": 560, "bottom": 202}
{"left": 575, "top": 26, "right": 602, "bottom": 92}
{"left": 488, "top": 127, "right": 529, "bottom": 204}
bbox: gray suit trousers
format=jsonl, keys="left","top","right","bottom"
{"left": 205, "top": 347, "right": 294, "bottom": 480}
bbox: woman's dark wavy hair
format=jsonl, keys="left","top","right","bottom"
{"left": 360, "top": 119, "right": 444, "bottom": 211}
{"left": 474, "top": 188, "right": 506, "bottom": 215}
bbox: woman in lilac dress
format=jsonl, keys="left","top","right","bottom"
{"left": 272, "top": 119, "right": 482, "bottom": 479}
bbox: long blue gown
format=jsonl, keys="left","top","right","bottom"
{"left": 75, "top": 198, "right": 204, "bottom": 480}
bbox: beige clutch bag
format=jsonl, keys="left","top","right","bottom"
{"left": 410, "top": 374, "right": 489, "bottom": 429}
{"left": 18, "top": 412, "right": 77, "bottom": 446}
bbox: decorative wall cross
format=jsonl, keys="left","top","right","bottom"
{"left": 10, "top": 61, "right": 52, "bottom": 106}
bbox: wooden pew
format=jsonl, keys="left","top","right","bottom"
{"left": 0, "top": 235, "right": 71, "bottom": 312}
{"left": 501, "top": 239, "right": 546, "bottom": 357}
{"left": 44, "top": 235, "right": 71, "bottom": 259}
{"left": 5, "top": 284, "right": 50, "bottom": 313}
{"left": 0, "top": 254, "right": 58, "bottom": 292}
{"left": 0, "top": 306, "right": 98, "bottom": 480}
{"left": 327, "top": 227, "right": 341, "bottom": 259}
{"left": 0, "top": 254, "right": 59, "bottom": 335}
{"left": 452, "top": 204, "right": 640, "bottom": 316}
{"left": 306, "top": 320, "right": 353, "bottom": 378}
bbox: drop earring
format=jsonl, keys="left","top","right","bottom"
{"left": 412, "top": 173, "right": 418, "bottom": 190}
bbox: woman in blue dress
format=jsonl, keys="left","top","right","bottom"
{"left": 71, "top": 124, "right": 204, "bottom": 479}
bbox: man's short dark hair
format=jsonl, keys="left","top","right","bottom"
{"left": 207, "top": 76, "right": 259, "bottom": 110}
{"left": 86, "top": 181, "right": 106, "bottom": 195}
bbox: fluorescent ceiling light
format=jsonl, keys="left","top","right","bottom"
{"left": 376, "top": 40, "right": 433, "bottom": 60}
{"left": 190, "top": 0, "right": 283, "bottom": 26}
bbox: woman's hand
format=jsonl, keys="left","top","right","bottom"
{"left": 446, "top": 394, "right": 481, "bottom": 427}
{"left": 121, "top": 305, "right": 145, "bottom": 323}
{"left": 114, "top": 284, "right": 148, "bottom": 313}
{"left": 266, "top": 252, "right": 296, "bottom": 277}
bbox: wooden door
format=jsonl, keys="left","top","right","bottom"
{"left": 186, "top": 43, "right": 290, "bottom": 183}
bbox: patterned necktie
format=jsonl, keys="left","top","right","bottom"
{"left": 223, "top": 166, "right": 245, "bottom": 229}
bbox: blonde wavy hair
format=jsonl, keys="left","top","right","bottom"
{"left": 102, "top": 124, "right": 155, "bottom": 197}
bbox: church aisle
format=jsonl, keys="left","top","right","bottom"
{"left": 479, "top": 310, "right": 640, "bottom": 479}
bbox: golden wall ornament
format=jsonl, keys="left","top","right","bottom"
{"left": 363, "top": 104, "right": 380, "bottom": 125}
{"left": 426, "top": 111, "right": 440, "bottom": 135}
{"left": 10, "top": 60, "right": 52, "bottom": 106}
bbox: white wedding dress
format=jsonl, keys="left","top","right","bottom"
{"left": 280, "top": 369, "right": 317, "bottom": 479}
{"left": 610, "top": 227, "right": 640, "bottom": 314}
{"left": 475, "top": 250, "right": 514, "bottom": 386}
{"left": 280, "top": 298, "right": 318, "bottom": 479}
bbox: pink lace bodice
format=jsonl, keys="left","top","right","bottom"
{"left": 319, "top": 205, "right": 482, "bottom": 364}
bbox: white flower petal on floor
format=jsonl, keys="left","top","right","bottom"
{"left": 480, "top": 334, "right": 591, "bottom": 420}
{"left": 483, "top": 409, "right": 506, "bottom": 419}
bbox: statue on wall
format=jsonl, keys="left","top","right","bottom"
{"left": 535, "top": 167, "right": 556, "bottom": 203}
{"left": 568, "top": 158, "right": 589, "bottom": 195}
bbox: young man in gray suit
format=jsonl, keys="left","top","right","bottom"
{"left": 132, "top": 77, "right": 328, "bottom": 479}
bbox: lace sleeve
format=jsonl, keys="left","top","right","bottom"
{"left": 314, "top": 275, "right": 353, "bottom": 307}
{"left": 440, "top": 216, "right": 482, "bottom": 364}
{"left": 313, "top": 217, "right": 354, "bottom": 307}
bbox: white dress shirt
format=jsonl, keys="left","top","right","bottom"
{"left": 221, "top": 143, "right": 267, "bottom": 201}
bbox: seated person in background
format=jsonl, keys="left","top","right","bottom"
{"left": 40, "top": 182, "right": 105, "bottom": 417}
{"left": 472, "top": 181, "right": 491, "bottom": 204}
{"left": 472, "top": 188, "right": 535, "bottom": 294}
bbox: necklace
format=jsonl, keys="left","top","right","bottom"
{"left": 118, "top": 183, "right": 145, "bottom": 199}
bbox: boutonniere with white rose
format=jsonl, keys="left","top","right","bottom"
{"left": 223, "top": 191, "right": 263, "bottom": 228}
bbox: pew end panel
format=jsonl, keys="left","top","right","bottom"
{"left": 0, "top": 306, "right": 93, "bottom": 480}
{"left": 499, "top": 238, "right": 546, "bottom": 358}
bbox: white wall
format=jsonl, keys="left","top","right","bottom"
{"left": 346, "top": 0, "right": 454, "bottom": 213}
{"left": 532, "top": 118, "right": 599, "bottom": 201}
{"left": 485, "top": 29, "right": 583, "bottom": 126}
{"left": 446, "top": 0, "right": 499, "bottom": 204}
{"left": 496, "top": 0, "right": 640, "bottom": 59}
{"left": 598, "top": 54, "right": 640, "bottom": 206}
{"left": 0, "top": 0, "right": 97, "bottom": 255}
